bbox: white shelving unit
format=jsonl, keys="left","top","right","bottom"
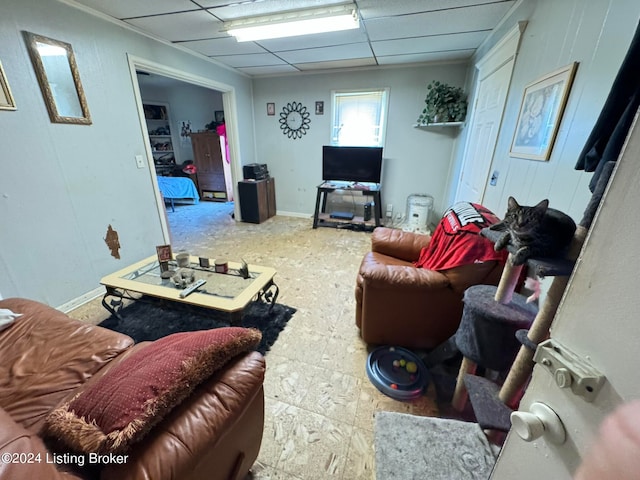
{"left": 144, "top": 103, "right": 178, "bottom": 175}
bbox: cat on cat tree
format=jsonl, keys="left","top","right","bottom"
{"left": 490, "top": 196, "right": 577, "bottom": 266}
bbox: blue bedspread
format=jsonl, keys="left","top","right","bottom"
{"left": 157, "top": 176, "right": 199, "bottom": 203}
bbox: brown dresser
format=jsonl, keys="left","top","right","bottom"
{"left": 238, "top": 178, "right": 276, "bottom": 223}
{"left": 190, "top": 131, "right": 230, "bottom": 201}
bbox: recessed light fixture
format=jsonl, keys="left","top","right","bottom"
{"left": 224, "top": 3, "right": 359, "bottom": 42}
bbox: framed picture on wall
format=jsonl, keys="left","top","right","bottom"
{"left": 0, "top": 60, "right": 16, "bottom": 110}
{"left": 267, "top": 102, "right": 275, "bottom": 116}
{"left": 509, "top": 62, "right": 578, "bottom": 161}
{"left": 215, "top": 110, "right": 225, "bottom": 123}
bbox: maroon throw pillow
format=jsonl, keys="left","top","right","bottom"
{"left": 44, "top": 327, "right": 261, "bottom": 454}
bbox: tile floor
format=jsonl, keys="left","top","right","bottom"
{"left": 69, "top": 201, "right": 445, "bottom": 480}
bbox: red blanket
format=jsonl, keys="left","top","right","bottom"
{"left": 415, "top": 202, "right": 507, "bottom": 271}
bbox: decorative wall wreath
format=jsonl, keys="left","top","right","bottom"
{"left": 279, "top": 101, "right": 311, "bottom": 139}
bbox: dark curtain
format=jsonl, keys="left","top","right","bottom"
{"left": 575, "top": 20, "right": 640, "bottom": 192}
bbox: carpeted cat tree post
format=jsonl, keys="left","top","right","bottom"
{"left": 496, "top": 227, "right": 586, "bottom": 406}
{"left": 451, "top": 256, "right": 534, "bottom": 411}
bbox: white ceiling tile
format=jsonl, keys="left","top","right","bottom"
{"left": 179, "top": 37, "right": 266, "bottom": 56}
{"left": 277, "top": 43, "right": 372, "bottom": 63}
{"left": 365, "top": 2, "right": 514, "bottom": 41}
{"left": 377, "top": 50, "right": 475, "bottom": 65}
{"left": 237, "top": 65, "right": 301, "bottom": 76}
{"left": 257, "top": 28, "right": 368, "bottom": 52}
{"left": 211, "top": 53, "right": 288, "bottom": 68}
{"left": 295, "top": 57, "right": 377, "bottom": 70}
{"left": 69, "top": 0, "right": 199, "bottom": 19}
{"left": 64, "top": 0, "right": 518, "bottom": 76}
{"left": 357, "top": 0, "right": 514, "bottom": 19}
{"left": 203, "top": 0, "right": 352, "bottom": 21}
{"left": 125, "top": 11, "right": 221, "bottom": 42}
{"left": 372, "top": 31, "right": 489, "bottom": 57}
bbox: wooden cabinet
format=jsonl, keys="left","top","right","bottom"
{"left": 190, "top": 131, "right": 231, "bottom": 201}
{"left": 238, "top": 178, "right": 276, "bottom": 223}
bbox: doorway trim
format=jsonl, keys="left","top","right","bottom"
{"left": 126, "top": 54, "right": 243, "bottom": 242}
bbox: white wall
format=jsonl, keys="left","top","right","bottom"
{"left": 0, "top": 0, "right": 255, "bottom": 307}
{"left": 252, "top": 64, "right": 467, "bottom": 220}
{"left": 446, "top": 0, "right": 640, "bottom": 222}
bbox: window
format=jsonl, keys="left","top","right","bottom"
{"left": 330, "top": 88, "right": 389, "bottom": 147}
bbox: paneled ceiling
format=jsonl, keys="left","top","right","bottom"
{"left": 66, "top": 0, "right": 516, "bottom": 77}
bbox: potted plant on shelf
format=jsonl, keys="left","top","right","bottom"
{"left": 417, "top": 80, "right": 468, "bottom": 125}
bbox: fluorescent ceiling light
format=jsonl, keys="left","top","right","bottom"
{"left": 224, "top": 3, "right": 359, "bottom": 42}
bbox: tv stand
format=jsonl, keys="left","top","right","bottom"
{"left": 312, "top": 182, "right": 382, "bottom": 230}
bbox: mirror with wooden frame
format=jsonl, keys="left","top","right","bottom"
{"left": 24, "top": 31, "right": 91, "bottom": 125}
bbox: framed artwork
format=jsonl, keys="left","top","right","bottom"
{"left": 315, "top": 101, "right": 324, "bottom": 115}
{"left": 214, "top": 110, "right": 225, "bottom": 123}
{"left": 509, "top": 62, "right": 578, "bottom": 161}
{"left": 23, "top": 31, "right": 91, "bottom": 124}
{"left": 156, "top": 244, "right": 172, "bottom": 262}
{"left": 0, "top": 60, "right": 16, "bottom": 110}
{"left": 267, "top": 102, "right": 275, "bottom": 116}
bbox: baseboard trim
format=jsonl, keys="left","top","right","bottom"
{"left": 276, "top": 210, "right": 313, "bottom": 219}
{"left": 57, "top": 286, "right": 105, "bottom": 313}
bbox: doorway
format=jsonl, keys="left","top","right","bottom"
{"left": 454, "top": 23, "right": 526, "bottom": 204}
{"left": 127, "top": 54, "right": 242, "bottom": 243}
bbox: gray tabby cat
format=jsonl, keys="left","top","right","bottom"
{"left": 490, "top": 197, "right": 576, "bottom": 265}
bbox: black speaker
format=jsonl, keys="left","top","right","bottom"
{"left": 363, "top": 202, "right": 372, "bottom": 221}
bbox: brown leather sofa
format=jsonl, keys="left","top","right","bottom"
{"left": 0, "top": 297, "right": 265, "bottom": 480}
{"left": 355, "top": 227, "right": 504, "bottom": 350}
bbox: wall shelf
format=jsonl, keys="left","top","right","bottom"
{"left": 413, "top": 122, "right": 464, "bottom": 128}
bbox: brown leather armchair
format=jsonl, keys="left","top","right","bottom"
{"left": 355, "top": 227, "right": 504, "bottom": 350}
{"left": 0, "top": 298, "right": 264, "bottom": 480}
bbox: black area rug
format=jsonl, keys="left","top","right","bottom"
{"left": 98, "top": 298, "right": 295, "bottom": 355}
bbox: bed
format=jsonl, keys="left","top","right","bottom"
{"left": 157, "top": 176, "right": 199, "bottom": 211}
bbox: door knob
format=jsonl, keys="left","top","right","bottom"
{"left": 510, "top": 402, "right": 566, "bottom": 444}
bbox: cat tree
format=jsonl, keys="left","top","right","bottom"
{"left": 452, "top": 162, "right": 615, "bottom": 430}
{"left": 451, "top": 228, "right": 585, "bottom": 427}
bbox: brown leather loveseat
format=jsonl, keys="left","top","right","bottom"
{"left": 355, "top": 205, "right": 506, "bottom": 350}
{"left": 0, "top": 297, "right": 265, "bottom": 480}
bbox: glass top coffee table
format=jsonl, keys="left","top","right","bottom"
{"left": 100, "top": 254, "right": 278, "bottom": 323}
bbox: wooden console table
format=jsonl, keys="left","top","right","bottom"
{"left": 312, "top": 182, "right": 382, "bottom": 230}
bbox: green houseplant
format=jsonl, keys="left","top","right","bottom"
{"left": 417, "top": 80, "right": 468, "bottom": 125}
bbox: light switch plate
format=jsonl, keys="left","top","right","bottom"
{"left": 135, "top": 155, "right": 145, "bottom": 169}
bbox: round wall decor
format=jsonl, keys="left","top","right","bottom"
{"left": 279, "top": 101, "right": 311, "bottom": 139}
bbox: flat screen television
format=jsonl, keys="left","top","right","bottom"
{"left": 322, "top": 146, "right": 383, "bottom": 184}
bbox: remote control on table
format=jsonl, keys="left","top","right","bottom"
{"left": 179, "top": 279, "right": 207, "bottom": 298}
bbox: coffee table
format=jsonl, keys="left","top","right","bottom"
{"left": 100, "top": 254, "right": 278, "bottom": 323}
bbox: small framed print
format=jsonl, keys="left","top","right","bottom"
{"left": 156, "top": 244, "right": 172, "bottom": 263}
{"left": 267, "top": 102, "right": 275, "bottom": 116}
{"left": 215, "top": 110, "right": 225, "bottom": 123}
{"left": 315, "top": 101, "right": 324, "bottom": 115}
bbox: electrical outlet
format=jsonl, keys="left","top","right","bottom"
{"left": 135, "top": 155, "right": 145, "bottom": 169}
{"left": 386, "top": 204, "right": 393, "bottom": 217}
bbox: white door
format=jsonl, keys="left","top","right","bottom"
{"left": 455, "top": 23, "right": 525, "bottom": 204}
{"left": 455, "top": 61, "right": 513, "bottom": 204}
{"left": 491, "top": 112, "right": 640, "bottom": 478}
